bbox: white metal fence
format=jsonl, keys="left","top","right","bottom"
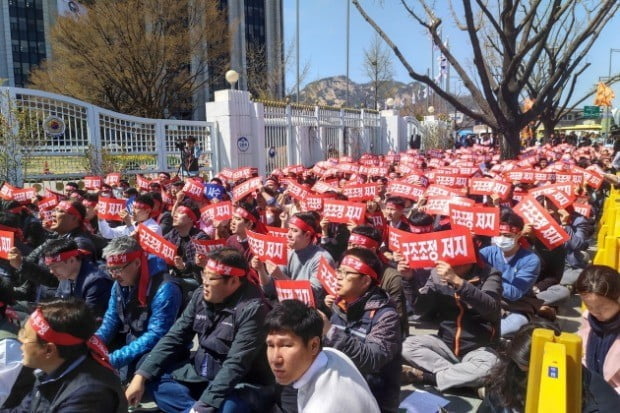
{"left": 260, "top": 100, "right": 382, "bottom": 171}
{"left": 0, "top": 87, "right": 217, "bottom": 185}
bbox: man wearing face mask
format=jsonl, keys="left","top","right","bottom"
{"left": 479, "top": 209, "right": 542, "bottom": 337}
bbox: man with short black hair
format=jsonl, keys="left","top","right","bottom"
{"left": 98, "top": 194, "right": 161, "bottom": 239}
{"left": 18, "top": 298, "right": 126, "bottom": 412}
{"left": 181, "top": 136, "right": 202, "bottom": 177}
{"left": 266, "top": 300, "right": 380, "bottom": 413}
{"left": 125, "top": 247, "right": 274, "bottom": 413}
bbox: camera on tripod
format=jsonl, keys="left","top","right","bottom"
{"left": 175, "top": 139, "right": 186, "bottom": 150}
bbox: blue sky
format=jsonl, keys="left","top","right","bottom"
{"left": 282, "top": 0, "right": 620, "bottom": 107}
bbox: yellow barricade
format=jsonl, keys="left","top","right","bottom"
{"left": 525, "top": 329, "right": 582, "bottom": 413}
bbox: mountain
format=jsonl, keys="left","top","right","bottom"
{"left": 296, "top": 76, "right": 423, "bottom": 108}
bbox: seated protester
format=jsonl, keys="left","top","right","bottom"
{"left": 479, "top": 209, "right": 541, "bottom": 336}
{"left": 125, "top": 248, "right": 274, "bottom": 413}
{"left": 401, "top": 259, "right": 502, "bottom": 392}
{"left": 266, "top": 300, "right": 380, "bottom": 413}
{"left": 319, "top": 193, "right": 351, "bottom": 262}
{"left": 95, "top": 236, "right": 182, "bottom": 382}
{"left": 575, "top": 265, "right": 620, "bottom": 393}
{"left": 227, "top": 203, "right": 266, "bottom": 262}
{"left": 0, "top": 212, "right": 32, "bottom": 294}
{"left": 42, "top": 238, "right": 112, "bottom": 318}
{"left": 0, "top": 277, "right": 33, "bottom": 410}
{"left": 322, "top": 248, "right": 401, "bottom": 413}
{"left": 165, "top": 200, "right": 210, "bottom": 301}
{"left": 384, "top": 196, "right": 411, "bottom": 232}
{"left": 478, "top": 322, "right": 620, "bottom": 413}
{"left": 253, "top": 212, "right": 334, "bottom": 301}
{"left": 349, "top": 225, "right": 408, "bottom": 334}
{"left": 560, "top": 205, "right": 595, "bottom": 286}
{"left": 82, "top": 193, "right": 100, "bottom": 235}
{"left": 17, "top": 299, "right": 127, "bottom": 413}
{"left": 98, "top": 194, "right": 161, "bottom": 239}
{"left": 150, "top": 192, "right": 173, "bottom": 236}
{"left": 8, "top": 200, "right": 99, "bottom": 303}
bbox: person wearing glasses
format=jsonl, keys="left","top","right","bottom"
{"left": 125, "top": 247, "right": 275, "bottom": 413}
{"left": 320, "top": 248, "right": 401, "bottom": 413}
{"left": 95, "top": 236, "right": 182, "bottom": 383}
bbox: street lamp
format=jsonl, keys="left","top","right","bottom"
{"left": 225, "top": 70, "right": 239, "bottom": 89}
{"left": 385, "top": 98, "right": 395, "bottom": 109}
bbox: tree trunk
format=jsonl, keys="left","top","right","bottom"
{"left": 499, "top": 129, "right": 521, "bottom": 160}
{"left": 542, "top": 118, "right": 557, "bottom": 143}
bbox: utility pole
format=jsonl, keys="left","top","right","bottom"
{"left": 296, "top": 0, "right": 300, "bottom": 103}
{"left": 345, "top": 0, "right": 350, "bottom": 107}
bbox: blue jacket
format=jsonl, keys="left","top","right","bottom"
{"left": 479, "top": 246, "right": 540, "bottom": 302}
{"left": 95, "top": 256, "right": 182, "bottom": 369}
{"left": 55, "top": 260, "right": 112, "bottom": 319}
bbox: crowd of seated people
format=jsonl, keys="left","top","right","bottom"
{"left": 0, "top": 140, "right": 619, "bottom": 412}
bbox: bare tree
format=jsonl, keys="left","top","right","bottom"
{"left": 29, "top": 0, "right": 229, "bottom": 119}
{"left": 363, "top": 34, "right": 394, "bottom": 110}
{"left": 352, "top": 0, "right": 620, "bottom": 159}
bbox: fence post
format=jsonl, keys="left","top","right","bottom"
{"left": 361, "top": 109, "right": 368, "bottom": 155}
{"left": 87, "top": 105, "right": 103, "bottom": 174}
{"left": 286, "top": 103, "right": 295, "bottom": 165}
{"left": 209, "top": 122, "right": 220, "bottom": 175}
{"left": 154, "top": 121, "right": 167, "bottom": 172}
{"left": 339, "top": 108, "right": 345, "bottom": 157}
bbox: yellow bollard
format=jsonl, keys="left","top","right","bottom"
{"left": 525, "top": 329, "right": 582, "bottom": 413}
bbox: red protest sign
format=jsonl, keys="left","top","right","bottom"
{"left": 322, "top": 200, "right": 367, "bottom": 224}
{"left": 504, "top": 169, "right": 536, "bottom": 183}
{"left": 83, "top": 176, "right": 102, "bottom": 190}
{"left": 246, "top": 230, "right": 288, "bottom": 265}
{"left": 386, "top": 181, "right": 426, "bottom": 201}
{"left": 0, "top": 183, "right": 16, "bottom": 200}
{"left": 513, "top": 196, "right": 569, "bottom": 250}
{"left": 425, "top": 184, "right": 467, "bottom": 198}
{"left": 200, "top": 201, "right": 232, "bottom": 222}
{"left": 192, "top": 239, "right": 226, "bottom": 256}
{"left": 449, "top": 204, "right": 500, "bottom": 236}
{"left": 311, "top": 181, "right": 340, "bottom": 194}
{"left": 555, "top": 172, "right": 583, "bottom": 185}
{"left": 136, "top": 175, "right": 151, "bottom": 191}
{"left": 274, "top": 280, "right": 316, "bottom": 308}
{"left": 286, "top": 180, "right": 310, "bottom": 201}
{"left": 424, "top": 196, "right": 474, "bottom": 216}
{"left": 12, "top": 187, "right": 37, "bottom": 204}
{"left": 573, "top": 202, "right": 592, "bottom": 218}
{"left": 137, "top": 224, "right": 177, "bottom": 265}
{"left": 105, "top": 173, "right": 121, "bottom": 187}
{"left": 0, "top": 230, "right": 14, "bottom": 260}
{"left": 232, "top": 167, "right": 257, "bottom": 182}
{"left": 182, "top": 178, "right": 205, "bottom": 200}
{"left": 574, "top": 166, "right": 603, "bottom": 189}
{"left": 317, "top": 256, "right": 339, "bottom": 296}
{"left": 432, "top": 174, "right": 469, "bottom": 188}
{"left": 389, "top": 227, "right": 477, "bottom": 269}
{"left": 528, "top": 184, "right": 575, "bottom": 209}
{"left": 232, "top": 177, "right": 262, "bottom": 202}
{"left": 301, "top": 195, "right": 323, "bottom": 211}
{"left": 468, "top": 178, "right": 511, "bottom": 200}
{"left": 266, "top": 226, "right": 288, "bottom": 238}
{"left": 97, "top": 198, "right": 126, "bottom": 221}
{"left": 38, "top": 196, "right": 59, "bottom": 211}
{"left": 342, "top": 183, "right": 379, "bottom": 201}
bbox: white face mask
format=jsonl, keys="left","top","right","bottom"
{"left": 493, "top": 235, "right": 516, "bottom": 252}
{"left": 266, "top": 214, "right": 275, "bottom": 225}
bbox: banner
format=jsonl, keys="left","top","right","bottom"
{"left": 246, "top": 230, "right": 288, "bottom": 265}
{"left": 182, "top": 178, "right": 205, "bottom": 201}
{"left": 317, "top": 256, "right": 339, "bottom": 296}
{"left": 342, "top": 183, "right": 379, "bottom": 201}
{"left": 200, "top": 201, "right": 232, "bottom": 222}
{"left": 449, "top": 204, "right": 500, "bottom": 236}
{"left": 274, "top": 280, "right": 315, "bottom": 308}
{"left": 97, "top": 198, "right": 126, "bottom": 221}
{"left": 513, "top": 196, "right": 569, "bottom": 250}
{"left": 105, "top": 173, "right": 121, "bottom": 187}
{"left": 192, "top": 239, "right": 226, "bottom": 256}
{"left": 386, "top": 181, "right": 426, "bottom": 201}
{"left": 232, "top": 177, "right": 262, "bottom": 201}
{"left": 83, "top": 176, "right": 102, "bottom": 190}
{"left": 137, "top": 224, "right": 177, "bottom": 265}
{"left": 0, "top": 230, "right": 14, "bottom": 260}
{"left": 389, "top": 227, "right": 477, "bottom": 269}
{"left": 322, "top": 200, "right": 367, "bottom": 224}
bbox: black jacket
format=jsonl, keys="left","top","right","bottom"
{"left": 137, "top": 281, "right": 274, "bottom": 409}
{"left": 415, "top": 264, "right": 503, "bottom": 356}
{"left": 55, "top": 260, "right": 112, "bottom": 318}
{"left": 28, "top": 355, "right": 126, "bottom": 413}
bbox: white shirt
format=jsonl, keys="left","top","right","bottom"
{"left": 98, "top": 217, "right": 161, "bottom": 239}
{"left": 0, "top": 338, "right": 24, "bottom": 406}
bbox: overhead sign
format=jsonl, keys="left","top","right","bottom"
{"left": 583, "top": 106, "right": 601, "bottom": 119}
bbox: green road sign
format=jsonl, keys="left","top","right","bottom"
{"left": 583, "top": 106, "right": 601, "bottom": 119}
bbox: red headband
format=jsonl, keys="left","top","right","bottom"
{"left": 106, "top": 250, "right": 149, "bottom": 306}
{"left": 132, "top": 201, "right": 152, "bottom": 210}
{"left": 57, "top": 201, "right": 83, "bottom": 220}
{"left": 82, "top": 200, "right": 98, "bottom": 208}
{"left": 410, "top": 224, "right": 434, "bottom": 234}
{"left": 29, "top": 308, "right": 113, "bottom": 371}
{"left": 176, "top": 206, "right": 199, "bottom": 222}
{"left": 499, "top": 224, "right": 522, "bottom": 235}
{"left": 340, "top": 255, "right": 378, "bottom": 281}
{"left": 205, "top": 259, "right": 246, "bottom": 277}
{"left": 235, "top": 207, "right": 258, "bottom": 223}
{"left": 386, "top": 201, "right": 404, "bottom": 210}
{"left": 348, "top": 233, "right": 379, "bottom": 249}
{"left": 44, "top": 249, "right": 89, "bottom": 265}
{"left": 289, "top": 216, "right": 316, "bottom": 235}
